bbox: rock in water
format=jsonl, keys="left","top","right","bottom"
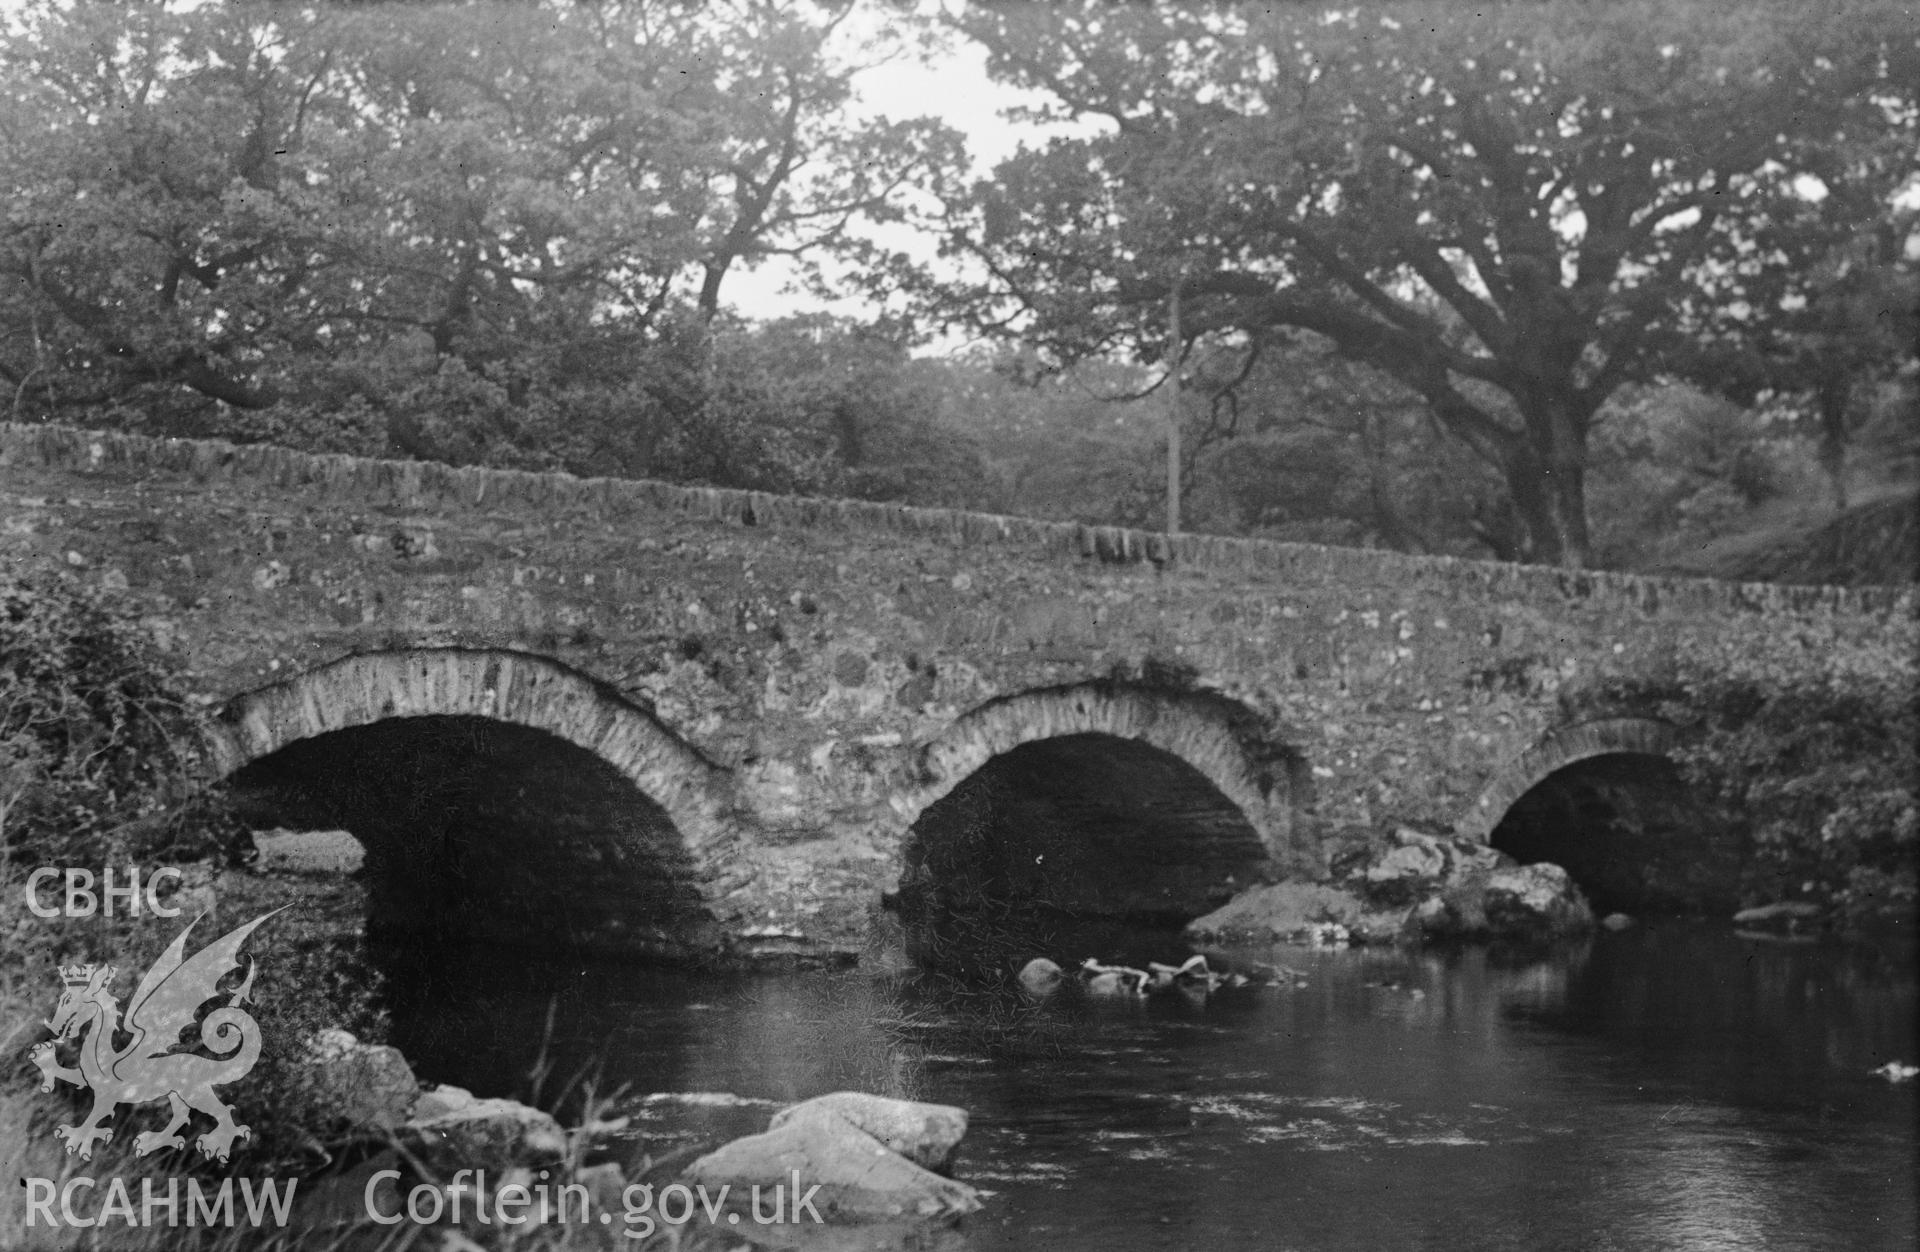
{"left": 770, "top": 1092, "right": 969, "bottom": 1172}
{"left": 687, "top": 1094, "right": 981, "bottom": 1222}
{"left": 1363, "top": 835, "right": 1450, "bottom": 904}
{"left": 1184, "top": 882, "right": 1366, "bottom": 944}
{"left": 1403, "top": 855, "right": 1596, "bottom": 941}
{"left": 1017, "top": 957, "right": 1064, "bottom": 996}
{"left": 1355, "top": 829, "right": 1504, "bottom": 906}
{"left": 1482, "top": 864, "right": 1593, "bottom": 939}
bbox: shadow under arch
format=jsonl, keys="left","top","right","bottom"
{"left": 213, "top": 649, "right": 734, "bottom": 955}
{"left": 891, "top": 683, "right": 1302, "bottom": 977}
{"left": 898, "top": 681, "right": 1302, "bottom": 853}
{"left": 1461, "top": 718, "right": 1738, "bottom": 913}
{"left": 212, "top": 649, "right": 730, "bottom": 849}
{"left": 1457, "top": 719, "right": 1679, "bottom": 843}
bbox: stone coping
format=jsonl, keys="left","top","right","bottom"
{"left": 3, "top": 421, "right": 1908, "bottom": 619}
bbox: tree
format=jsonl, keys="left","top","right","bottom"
{"left": 920, "top": 1, "right": 1919, "bottom": 566}
{"left": 654, "top": 1, "right": 966, "bottom": 323}
{"left": 1743, "top": 225, "right": 1918, "bottom": 511}
{"left": 918, "top": 348, "right": 1170, "bottom": 527}
{"left": 708, "top": 316, "right": 992, "bottom": 505}
{"left": 0, "top": 0, "right": 963, "bottom": 457}
{"left": 1184, "top": 334, "right": 1498, "bottom": 555}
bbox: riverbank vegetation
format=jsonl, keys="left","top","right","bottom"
{"left": 0, "top": 570, "right": 388, "bottom": 1247}
{"left": 1, "top": 0, "right": 1913, "bottom": 578}
{"left": 1568, "top": 668, "right": 1919, "bottom": 933}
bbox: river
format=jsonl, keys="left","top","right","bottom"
{"left": 376, "top": 921, "right": 1916, "bottom": 1251}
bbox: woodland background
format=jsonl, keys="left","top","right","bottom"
{"left": 3, "top": 0, "right": 1915, "bottom": 581}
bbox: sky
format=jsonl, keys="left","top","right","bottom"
{"left": 718, "top": 11, "right": 1058, "bottom": 335}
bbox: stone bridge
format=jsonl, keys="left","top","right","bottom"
{"left": 2, "top": 424, "right": 1910, "bottom": 962}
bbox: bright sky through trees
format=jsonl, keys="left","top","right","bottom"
{"left": 723, "top": 3, "right": 1099, "bottom": 334}
{"left": 3, "top": 0, "right": 1909, "bottom": 572}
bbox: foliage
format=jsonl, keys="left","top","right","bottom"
{"left": 1692, "top": 185, "right": 1920, "bottom": 511}
{"left": 0, "top": 864, "right": 390, "bottom": 1181}
{"left": 0, "top": 569, "right": 209, "bottom": 868}
{"left": 914, "top": 0, "right": 1920, "bottom": 567}
{"left": 700, "top": 316, "right": 993, "bottom": 503}
{"left": 0, "top": 573, "right": 391, "bottom": 1230}
{"left": 1582, "top": 384, "right": 1806, "bottom": 568}
{"left": 0, "top": 0, "right": 964, "bottom": 445}
{"left": 1, "top": 0, "right": 1909, "bottom": 578}
{"left": 919, "top": 348, "right": 1164, "bottom": 526}
{"left": 1700, "top": 485, "right": 1920, "bottom": 587}
{"left": 1182, "top": 333, "right": 1499, "bottom": 553}
{"left": 1568, "top": 669, "right": 1919, "bottom": 931}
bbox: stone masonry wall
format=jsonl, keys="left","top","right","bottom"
{"left": 2, "top": 423, "right": 1912, "bottom": 956}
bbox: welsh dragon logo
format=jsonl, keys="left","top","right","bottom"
{"left": 30, "top": 909, "right": 282, "bottom": 1164}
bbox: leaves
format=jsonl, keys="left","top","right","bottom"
{"left": 0, "top": 571, "right": 206, "bottom": 864}
{"left": 1566, "top": 666, "right": 1918, "bottom": 928}
{"left": 920, "top": 0, "right": 1919, "bottom": 566}
{"left": 0, "top": 0, "right": 966, "bottom": 446}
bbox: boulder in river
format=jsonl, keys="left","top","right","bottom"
{"left": 770, "top": 1091, "right": 969, "bottom": 1172}
{"left": 1482, "top": 863, "right": 1594, "bottom": 939}
{"left": 1362, "top": 833, "right": 1451, "bottom": 904}
{"left": 1357, "top": 828, "right": 1504, "bottom": 907}
{"left": 686, "top": 1092, "right": 981, "bottom": 1223}
{"left": 1184, "top": 881, "right": 1366, "bottom": 944}
{"left": 1017, "top": 957, "right": 1065, "bottom": 995}
{"left": 400, "top": 1084, "right": 568, "bottom": 1174}
{"left": 1413, "top": 860, "right": 1593, "bottom": 940}
{"left": 1192, "top": 824, "right": 1595, "bottom": 946}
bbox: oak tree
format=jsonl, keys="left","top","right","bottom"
{"left": 924, "top": 1, "right": 1919, "bottom": 566}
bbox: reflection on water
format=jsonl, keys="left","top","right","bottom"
{"left": 378, "top": 922, "right": 1917, "bottom": 1252}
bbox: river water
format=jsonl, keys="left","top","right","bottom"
{"left": 378, "top": 921, "right": 1917, "bottom": 1251}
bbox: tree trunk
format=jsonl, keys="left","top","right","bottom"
{"left": 1501, "top": 445, "right": 1559, "bottom": 564}
{"left": 1540, "top": 458, "right": 1591, "bottom": 570}
{"left": 1501, "top": 429, "right": 1592, "bottom": 568}
{"left": 1361, "top": 406, "right": 1422, "bottom": 553}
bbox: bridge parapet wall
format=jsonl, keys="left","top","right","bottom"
{"left": 5, "top": 423, "right": 1900, "bottom": 618}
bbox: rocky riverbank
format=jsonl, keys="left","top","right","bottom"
{"left": 1186, "top": 826, "right": 1597, "bottom": 948}
{"left": 293, "top": 1030, "right": 982, "bottom": 1248}
{"left": 150, "top": 843, "right": 982, "bottom": 1247}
